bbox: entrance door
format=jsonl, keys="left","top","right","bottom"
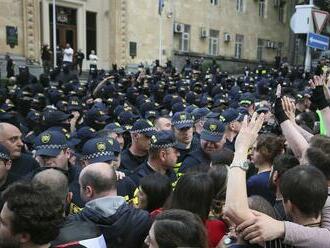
{"left": 57, "top": 25, "right": 77, "bottom": 51}
{"left": 49, "top": 5, "right": 77, "bottom": 51}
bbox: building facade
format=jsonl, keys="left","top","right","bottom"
{"left": 0, "top": 0, "right": 291, "bottom": 72}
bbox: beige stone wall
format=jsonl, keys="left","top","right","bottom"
{"left": 125, "top": 0, "right": 290, "bottom": 64}
{"left": 0, "top": 0, "right": 291, "bottom": 68}
{"left": 0, "top": 0, "right": 25, "bottom": 56}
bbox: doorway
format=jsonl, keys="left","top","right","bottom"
{"left": 49, "top": 5, "right": 77, "bottom": 51}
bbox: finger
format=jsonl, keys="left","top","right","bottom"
{"left": 252, "top": 113, "right": 264, "bottom": 134}
{"left": 244, "top": 231, "right": 261, "bottom": 241}
{"left": 236, "top": 219, "right": 257, "bottom": 232}
{"left": 241, "top": 114, "right": 248, "bottom": 130}
{"left": 251, "top": 210, "right": 263, "bottom": 216}
{"left": 249, "top": 236, "right": 264, "bottom": 244}
{"left": 239, "top": 225, "right": 259, "bottom": 238}
{"left": 249, "top": 112, "right": 258, "bottom": 127}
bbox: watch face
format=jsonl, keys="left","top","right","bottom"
{"left": 242, "top": 161, "right": 250, "bottom": 170}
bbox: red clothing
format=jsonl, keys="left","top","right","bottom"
{"left": 205, "top": 219, "right": 227, "bottom": 248}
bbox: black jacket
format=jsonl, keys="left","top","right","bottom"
{"left": 69, "top": 196, "right": 151, "bottom": 248}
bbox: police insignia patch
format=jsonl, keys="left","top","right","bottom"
{"left": 96, "top": 142, "right": 106, "bottom": 152}
{"left": 41, "top": 133, "right": 51, "bottom": 143}
{"left": 179, "top": 114, "right": 186, "bottom": 121}
{"left": 209, "top": 124, "right": 217, "bottom": 132}
{"left": 151, "top": 135, "right": 157, "bottom": 144}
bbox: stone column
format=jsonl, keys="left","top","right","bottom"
{"left": 23, "top": 0, "right": 41, "bottom": 63}
{"left": 119, "top": 0, "right": 127, "bottom": 66}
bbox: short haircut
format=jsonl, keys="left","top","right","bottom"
{"left": 256, "top": 134, "right": 285, "bottom": 164}
{"left": 272, "top": 154, "right": 299, "bottom": 178}
{"left": 2, "top": 182, "right": 64, "bottom": 245}
{"left": 32, "top": 168, "right": 69, "bottom": 201}
{"left": 280, "top": 166, "right": 328, "bottom": 218}
{"left": 307, "top": 135, "right": 330, "bottom": 180}
{"left": 248, "top": 195, "right": 276, "bottom": 219}
{"left": 170, "top": 172, "right": 214, "bottom": 220}
{"left": 80, "top": 165, "right": 117, "bottom": 194}
{"left": 154, "top": 209, "right": 208, "bottom": 248}
{"left": 140, "top": 173, "right": 172, "bottom": 212}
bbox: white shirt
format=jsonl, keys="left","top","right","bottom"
{"left": 63, "top": 47, "right": 74, "bottom": 62}
{"left": 89, "top": 54, "right": 98, "bottom": 65}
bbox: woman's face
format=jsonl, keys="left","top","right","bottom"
{"left": 137, "top": 187, "right": 148, "bottom": 210}
{"left": 145, "top": 223, "right": 159, "bottom": 248}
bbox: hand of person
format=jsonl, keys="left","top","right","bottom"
{"left": 234, "top": 112, "right": 264, "bottom": 154}
{"left": 310, "top": 75, "right": 329, "bottom": 110}
{"left": 115, "top": 170, "right": 126, "bottom": 180}
{"left": 236, "top": 210, "right": 285, "bottom": 244}
{"left": 274, "top": 84, "right": 289, "bottom": 124}
{"left": 281, "top": 96, "right": 296, "bottom": 122}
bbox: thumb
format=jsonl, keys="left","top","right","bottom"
{"left": 251, "top": 210, "right": 264, "bottom": 217}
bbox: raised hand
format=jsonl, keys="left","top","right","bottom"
{"left": 234, "top": 112, "right": 264, "bottom": 154}
{"left": 282, "top": 96, "right": 296, "bottom": 122}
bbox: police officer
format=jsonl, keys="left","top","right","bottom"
{"left": 120, "top": 119, "right": 156, "bottom": 174}
{"left": 180, "top": 118, "right": 227, "bottom": 173}
{"left": 34, "top": 130, "right": 83, "bottom": 211}
{"left": 129, "top": 130, "right": 180, "bottom": 187}
{"left": 220, "top": 108, "right": 244, "bottom": 152}
{"left": 171, "top": 112, "right": 199, "bottom": 172}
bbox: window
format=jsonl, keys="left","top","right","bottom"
{"left": 180, "top": 25, "right": 190, "bottom": 52}
{"left": 209, "top": 30, "right": 219, "bottom": 56}
{"left": 235, "top": 34, "right": 244, "bottom": 59}
{"left": 259, "top": 0, "right": 265, "bottom": 17}
{"left": 236, "top": 0, "right": 244, "bottom": 13}
{"left": 86, "top": 11, "right": 97, "bottom": 57}
{"left": 279, "top": 5, "right": 285, "bottom": 23}
{"left": 210, "top": 0, "right": 219, "bottom": 6}
{"left": 257, "top": 39, "right": 264, "bottom": 61}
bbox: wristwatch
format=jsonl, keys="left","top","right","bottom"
{"left": 230, "top": 161, "right": 250, "bottom": 171}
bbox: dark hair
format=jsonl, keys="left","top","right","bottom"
{"left": 280, "top": 166, "right": 328, "bottom": 218}
{"left": 2, "top": 182, "right": 64, "bottom": 245}
{"left": 208, "top": 165, "right": 228, "bottom": 217}
{"left": 256, "top": 134, "right": 285, "bottom": 164}
{"left": 170, "top": 172, "right": 214, "bottom": 220}
{"left": 306, "top": 135, "right": 330, "bottom": 180}
{"left": 272, "top": 154, "right": 300, "bottom": 178}
{"left": 248, "top": 195, "right": 276, "bottom": 219}
{"left": 153, "top": 209, "right": 208, "bottom": 248}
{"left": 140, "top": 173, "right": 172, "bottom": 212}
{"left": 80, "top": 166, "right": 117, "bottom": 194}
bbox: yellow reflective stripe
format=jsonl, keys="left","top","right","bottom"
{"left": 173, "top": 162, "right": 182, "bottom": 174}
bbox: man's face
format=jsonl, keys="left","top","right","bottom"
{"left": 37, "top": 150, "right": 69, "bottom": 170}
{"left": 174, "top": 127, "right": 193, "bottom": 145}
{"left": 229, "top": 121, "right": 242, "bottom": 133}
{"left": 155, "top": 118, "right": 171, "bottom": 131}
{"left": 136, "top": 134, "right": 151, "bottom": 152}
{"left": 0, "top": 126, "right": 23, "bottom": 159}
{"left": 0, "top": 203, "right": 20, "bottom": 248}
{"left": 110, "top": 132, "right": 124, "bottom": 150}
{"left": 201, "top": 138, "right": 225, "bottom": 155}
{"left": 163, "top": 147, "right": 180, "bottom": 168}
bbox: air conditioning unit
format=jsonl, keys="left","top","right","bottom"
{"left": 224, "top": 33, "right": 231, "bottom": 42}
{"left": 174, "top": 23, "right": 184, "bottom": 33}
{"left": 200, "top": 27, "right": 209, "bottom": 38}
